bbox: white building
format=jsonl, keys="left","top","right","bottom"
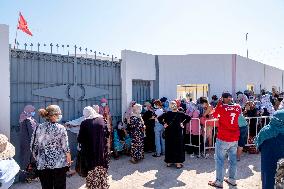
{"left": 121, "top": 50, "right": 284, "bottom": 114}
{"left": 1, "top": 23, "right": 284, "bottom": 139}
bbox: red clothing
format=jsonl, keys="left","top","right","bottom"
{"left": 212, "top": 102, "right": 241, "bottom": 142}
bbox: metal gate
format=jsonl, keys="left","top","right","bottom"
{"left": 10, "top": 48, "right": 122, "bottom": 161}
{"left": 132, "top": 80, "right": 151, "bottom": 104}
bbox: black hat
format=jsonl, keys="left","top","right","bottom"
{"left": 222, "top": 92, "right": 232, "bottom": 98}
{"left": 160, "top": 97, "right": 168, "bottom": 103}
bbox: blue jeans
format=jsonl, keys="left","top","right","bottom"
{"left": 215, "top": 139, "right": 238, "bottom": 183}
{"left": 154, "top": 122, "right": 165, "bottom": 155}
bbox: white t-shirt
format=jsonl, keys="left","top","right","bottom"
{"left": 155, "top": 108, "right": 164, "bottom": 117}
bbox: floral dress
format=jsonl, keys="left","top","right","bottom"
{"left": 129, "top": 116, "right": 145, "bottom": 161}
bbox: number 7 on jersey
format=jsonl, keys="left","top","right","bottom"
{"left": 230, "top": 113, "right": 236, "bottom": 124}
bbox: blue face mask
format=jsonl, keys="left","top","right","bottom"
{"left": 31, "top": 112, "right": 36, "bottom": 117}
{"left": 164, "top": 101, "right": 169, "bottom": 108}
{"left": 101, "top": 103, "right": 107, "bottom": 107}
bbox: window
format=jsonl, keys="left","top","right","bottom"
{"left": 177, "top": 84, "right": 209, "bottom": 101}
{"left": 247, "top": 84, "right": 254, "bottom": 92}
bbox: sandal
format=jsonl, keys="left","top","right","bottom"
{"left": 224, "top": 178, "right": 237, "bottom": 186}
{"left": 208, "top": 181, "right": 223, "bottom": 188}
{"left": 129, "top": 159, "right": 138, "bottom": 164}
{"left": 166, "top": 163, "right": 172, "bottom": 167}
{"left": 176, "top": 164, "right": 184, "bottom": 169}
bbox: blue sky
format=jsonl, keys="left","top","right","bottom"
{"left": 1, "top": 0, "right": 284, "bottom": 69}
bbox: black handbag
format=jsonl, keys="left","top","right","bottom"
{"left": 75, "top": 145, "right": 88, "bottom": 177}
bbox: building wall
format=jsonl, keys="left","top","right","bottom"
{"left": 264, "top": 64, "right": 283, "bottom": 92}
{"left": 121, "top": 50, "right": 156, "bottom": 114}
{"left": 0, "top": 24, "right": 10, "bottom": 139}
{"left": 157, "top": 54, "right": 233, "bottom": 100}
{"left": 236, "top": 55, "right": 283, "bottom": 93}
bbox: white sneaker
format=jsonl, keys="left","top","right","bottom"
{"left": 190, "top": 154, "right": 195, "bottom": 158}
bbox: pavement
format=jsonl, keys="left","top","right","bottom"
{"left": 11, "top": 152, "right": 262, "bottom": 189}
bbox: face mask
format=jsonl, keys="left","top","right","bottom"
{"left": 31, "top": 112, "right": 36, "bottom": 117}
{"left": 101, "top": 103, "right": 106, "bottom": 107}
{"left": 164, "top": 102, "right": 169, "bottom": 108}
{"left": 154, "top": 105, "right": 158, "bottom": 109}
{"left": 57, "top": 115, "right": 62, "bottom": 122}
{"left": 144, "top": 107, "right": 148, "bottom": 111}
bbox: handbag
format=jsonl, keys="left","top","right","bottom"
{"left": 75, "top": 144, "right": 88, "bottom": 177}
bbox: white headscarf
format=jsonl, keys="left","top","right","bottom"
{"left": 83, "top": 106, "right": 102, "bottom": 120}
{"left": 92, "top": 105, "right": 100, "bottom": 114}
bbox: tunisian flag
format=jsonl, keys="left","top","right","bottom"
{"left": 17, "top": 12, "right": 33, "bottom": 36}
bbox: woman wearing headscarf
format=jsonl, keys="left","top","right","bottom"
{"left": 19, "top": 105, "right": 38, "bottom": 175}
{"left": 158, "top": 101, "right": 191, "bottom": 169}
{"left": 123, "top": 101, "right": 136, "bottom": 131}
{"left": 0, "top": 134, "right": 20, "bottom": 188}
{"left": 142, "top": 101, "right": 156, "bottom": 153}
{"left": 78, "top": 106, "right": 110, "bottom": 189}
{"left": 113, "top": 121, "right": 131, "bottom": 159}
{"left": 255, "top": 109, "right": 284, "bottom": 189}
{"left": 128, "top": 104, "right": 145, "bottom": 164}
{"left": 31, "top": 105, "right": 71, "bottom": 189}
{"left": 99, "top": 98, "right": 113, "bottom": 153}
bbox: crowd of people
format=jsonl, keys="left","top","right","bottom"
{"left": 0, "top": 89, "right": 283, "bottom": 189}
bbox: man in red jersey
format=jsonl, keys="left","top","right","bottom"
{"left": 208, "top": 92, "right": 241, "bottom": 188}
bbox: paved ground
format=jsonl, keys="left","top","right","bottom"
{"left": 11, "top": 152, "right": 261, "bottom": 189}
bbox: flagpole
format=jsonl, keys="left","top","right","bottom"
{"left": 14, "top": 12, "right": 20, "bottom": 49}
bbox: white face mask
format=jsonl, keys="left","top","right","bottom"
{"left": 56, "top": 115, "right": 62, "bottom": 122}
{"left": 101, "top": 103, "right": 107, "bottom": 107}
{"left": 144, "top": 107, "right": 148, "bottom": 111}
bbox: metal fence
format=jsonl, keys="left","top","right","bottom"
{"left": 184, "top": 116, "right": 271, "bottom": 158}
{"left": 10, "top": 46, "right": 122, "bottom": 161}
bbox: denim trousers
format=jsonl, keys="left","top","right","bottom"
{"left": 154, "top": 122, "right": 165, "bottom": 155}
{"left": 215, "top": 139, "right": 238, "bottom": 183}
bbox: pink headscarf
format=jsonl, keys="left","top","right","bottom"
{"left": 124, "top": 101, "right": 136, "bottom": 121}
{"left": 101, "top": 98, "right": 108, "bottom": 103}
{"left": 19, "top": 105, "right": 37, "bottom": 130}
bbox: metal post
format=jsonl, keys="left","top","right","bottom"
{"left": 246, "top": 33, "right": 249, "bottom": 58}
{"left": 56, "top": 44, "right": 59, "bottom": 53}
{"left": 74, "top": 45, "right": 78, "bottom": 117}
{"left": 50, "top": 43, "right": 53, "bottom": 54}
